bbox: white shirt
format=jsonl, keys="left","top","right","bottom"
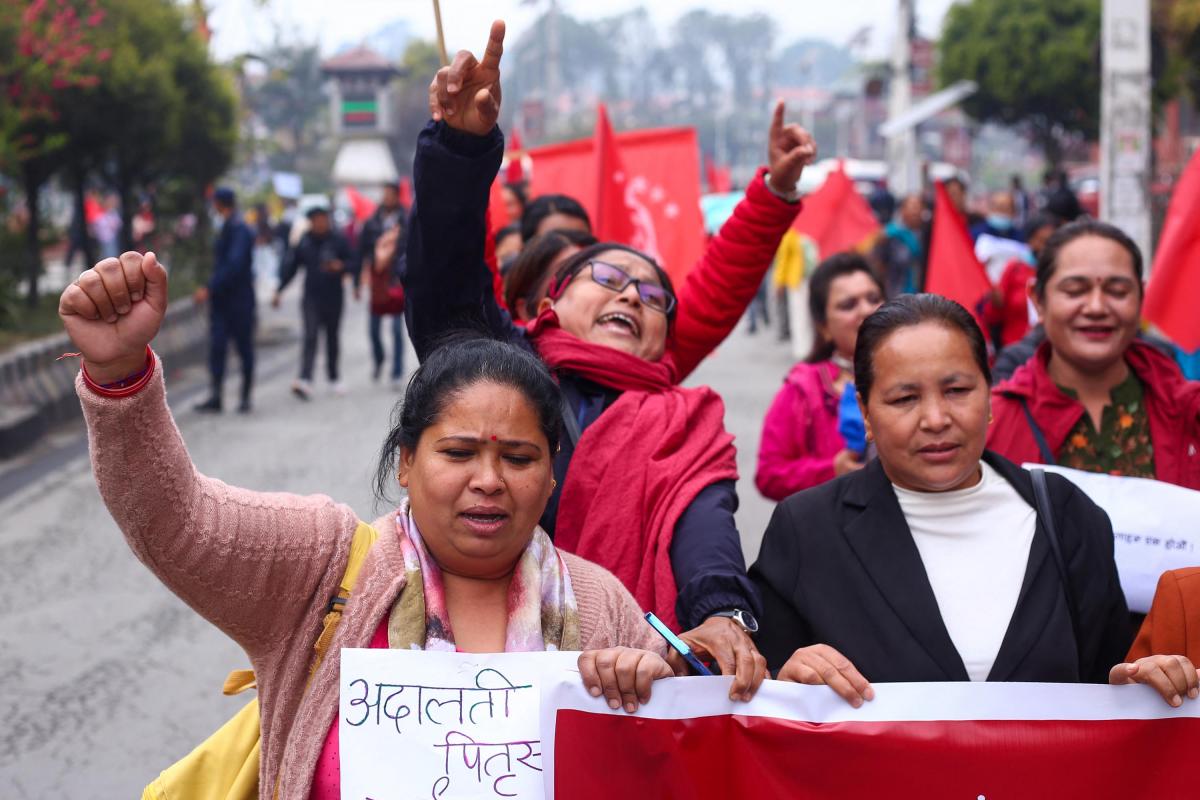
{"left": 892, "top": 462, "right": 1036, "bottom": 681}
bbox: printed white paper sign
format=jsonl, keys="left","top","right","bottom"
{"left": 339, "top": 649, "right": 579, "bottom": 800}
{"left": 1024, "top": 463, "right": 1200, "bottom": 611}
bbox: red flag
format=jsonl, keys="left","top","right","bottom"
{"left": 343, "top": 186, "right": 376, "bottom": 222}
{"left": 1145, "top": 149, "right": 1200, "bottom": 350}
{"left": 791, "top": 164, "right": 879, "bottom": 258}
{"left": 488, "top": 176, "right": 511, "bottom": 230}
{"left": 84, "top": 195, "right": 103, "bottom": 225}
{"left": 705, "top": 156, "right": 732, "bottom": 194}
{"left": 505, "top": 129, "right": 526, "bottom": 185}
{"left": 397, "top": 177, "right": 413, "bottom": 210}
{"left": 926, "top": 180, "right": 990, "bottom": 318}
{"left": 593, "top": 104, "right": 640, "bottom": 247}
{"left": 527, "top": 124, "right": 706, "bottom": 287}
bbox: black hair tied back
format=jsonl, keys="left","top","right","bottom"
{"left": 854, "top": 294, "right": 992, "bottom": 403}
{"left": 374, "top": 333, "right": 564, "bottom": 502}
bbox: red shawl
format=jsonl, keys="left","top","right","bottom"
{"left": 526, "top": 311, "right": 738, "bottom": 630}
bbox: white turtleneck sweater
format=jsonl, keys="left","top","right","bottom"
{"left": 891, "top": 462, "right": 1036, "bottom": 681}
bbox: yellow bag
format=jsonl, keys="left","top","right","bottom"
{"left": 142, "top": 521, "right": 379, "bottom": 800}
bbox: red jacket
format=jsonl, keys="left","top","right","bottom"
{"left": 981, "top": 258, "right": 1035, "bottom": 348}
{"left": 671, "top": 168, "right": 799, "bottom": 381}
{"left": 988, "top": 339, "right": 1200, "bottom": 489}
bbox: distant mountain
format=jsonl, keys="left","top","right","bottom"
{"left": 335, "top": 19, "right": 413, "bottom": 62}
{"left": 773, "top": 38, "right": 855, "bottom": 89}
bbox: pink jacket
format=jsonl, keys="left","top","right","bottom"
{"left": 755, "top": 361, "right": 847, "bottom": 501}
{"left": 79, "top": 359, "right": 661, "bottom": 799}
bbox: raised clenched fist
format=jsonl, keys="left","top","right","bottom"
{"left": 58, "top": 251, "right": 169, "bottom": 384}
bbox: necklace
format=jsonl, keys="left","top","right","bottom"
{"left": 831, "top": 353, "right": 854, "bottom": 374}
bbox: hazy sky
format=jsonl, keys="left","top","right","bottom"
{"left": 207, "top": 0, "right": 960, "bottom": 62}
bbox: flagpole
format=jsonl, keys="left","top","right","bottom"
{"left": 432, "top": 0, "right": 449, "bottom": 67}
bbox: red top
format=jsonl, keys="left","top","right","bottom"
{"left": 981, "top": 259, "right": 1036, "bottom": 348}
{"left": 988, "top": 339, "right": 1200, "bottom": 489}
{"left": 755, "top": 361, "right": 846, "bottom": 501}
{"left": 308, "top": 617, "right": 391, "bottom": 799}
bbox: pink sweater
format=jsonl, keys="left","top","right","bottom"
{"left": 79, "top": 360, "right": 661, "bottom": 798}
{"left": 755, "top": 361, "right": 847, "bottom": 501}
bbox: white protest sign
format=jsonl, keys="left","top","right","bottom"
{"left": 1025, "top": 463, "right": 1200, "bottom": 612}
{"left": 339, "top": 649, "right": 579, "bottom": 800}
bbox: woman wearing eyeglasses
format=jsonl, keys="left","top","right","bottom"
{"left": 399, "top": 22, "right": 816, "bottom": 700}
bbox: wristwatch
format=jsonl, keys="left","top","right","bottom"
{"left": 709, "top": 608, "right": 760, "bottom": 634}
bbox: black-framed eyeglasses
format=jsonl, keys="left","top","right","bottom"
{"left": 584, "top": 260, "right": 676, "bottom": 315}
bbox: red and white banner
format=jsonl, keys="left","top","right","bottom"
{"left": 525, "top": 127, "right": 706, "bottom": 288}
{"left": 542, "top": 675, "right": 1200, "bottom": 798}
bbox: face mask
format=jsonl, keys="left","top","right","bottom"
{"left": 987, "top": 214, "right": 1013, "bottom": 231}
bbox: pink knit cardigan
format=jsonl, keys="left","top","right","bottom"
{"left": 79, "top": 359, "right": 661, "bottom": 798}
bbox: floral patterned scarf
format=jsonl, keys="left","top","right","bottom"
{"left": 387, "top": 498, "right": 581, "bottom": 652}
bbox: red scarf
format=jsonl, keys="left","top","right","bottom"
{"left": 526, "top": 312, "right": 738, "bottom": 630}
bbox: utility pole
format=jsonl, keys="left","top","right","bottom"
{"left": 886, "top": 0, "right": 918, "bottom": 195}
{"left": 1100, "top": 0, "right": 1153, "bottom": 269}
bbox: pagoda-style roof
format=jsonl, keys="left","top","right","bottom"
{"left": 321, "top": 45, "right": 397, "bottom": 76}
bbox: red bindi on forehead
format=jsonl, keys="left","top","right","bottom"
{"left": 490, "top": 435, "right": 497, "bottom": 441}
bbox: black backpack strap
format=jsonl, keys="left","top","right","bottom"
{"left": 1030, "top": 468, "right": 1081, "bottom": 671}
{"left": 1019, "top": 397, "right": 1057, "bottom": 465}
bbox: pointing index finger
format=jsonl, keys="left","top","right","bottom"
{"left": 770, "top": 100, "right": 785, "bottom": 139}
{"left": 480, "top": 19, "right": 505, "bottom": 70}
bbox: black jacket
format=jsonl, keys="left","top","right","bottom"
{"left": 404, "top": 120, "right": 760, "bottom": 629}
{"left": 750, "top": 451, "right": 1131, "bottom": 683}
{"left": 278, "top": 230, "right": 352, "bottom": 303}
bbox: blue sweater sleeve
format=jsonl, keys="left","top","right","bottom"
{"left": 669, "top": 479, "right": 763, "bottom": 630}
{"left": 404, "top": 120, "right": 525, "bottom": 361}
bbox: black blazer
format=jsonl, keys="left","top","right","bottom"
{"left": 750, "top": 451, "right": 1131, "bottom": 684}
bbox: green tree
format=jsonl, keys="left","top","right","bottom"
{"left": 938, "top": 0, "right": 1101, "bottom": 166}
{"left": 0, "top": 0, "right": 108, "bottom": 305}
{"left": 242, "top": 39, "right": 327, "bottom": 174}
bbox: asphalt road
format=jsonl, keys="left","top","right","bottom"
{"left": 0, "top": 297, "right": 795, "bottom": 798}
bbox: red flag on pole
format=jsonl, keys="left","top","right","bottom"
{"left": 343, "top": 185, "right": 377, "bottom": 223}
{"left": 791, "top": 164, "right": 880, "bottom": 258}
{"left": 526, "top": 118, "right": 705, "bottom": 286}
{"left": 926, "top": 180, "right": 991, "bottom": 319}
{"left": 1145, "top": 149, "right": 1200, "bottom": 350}
{"left": 593, "top": 104, "right": 640, "bottom": 247}
{"left": 705, "top": 156, "right": 732, "bottom": 194}
{"left": 505, "top": 129, "right": 527, "bottom": 185}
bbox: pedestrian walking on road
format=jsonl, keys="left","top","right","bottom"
{"left": 356, "top": 182, "right": 409, "bottom": 388}
{"left": 274, "top": 202, "right": 354, "bottom": 399}
{"left": 57, "top": 250, "right": 681, "bottom": 799}
{"left": 194, "top": 187, "right": 256, "bottom": 414}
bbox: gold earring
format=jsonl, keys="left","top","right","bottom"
{"left": 551, "top": 479, "right": 558, "bottom": 490}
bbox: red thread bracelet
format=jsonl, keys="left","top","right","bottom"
{"left": 80, "top": 345, "right": 155, "bottom": 398}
